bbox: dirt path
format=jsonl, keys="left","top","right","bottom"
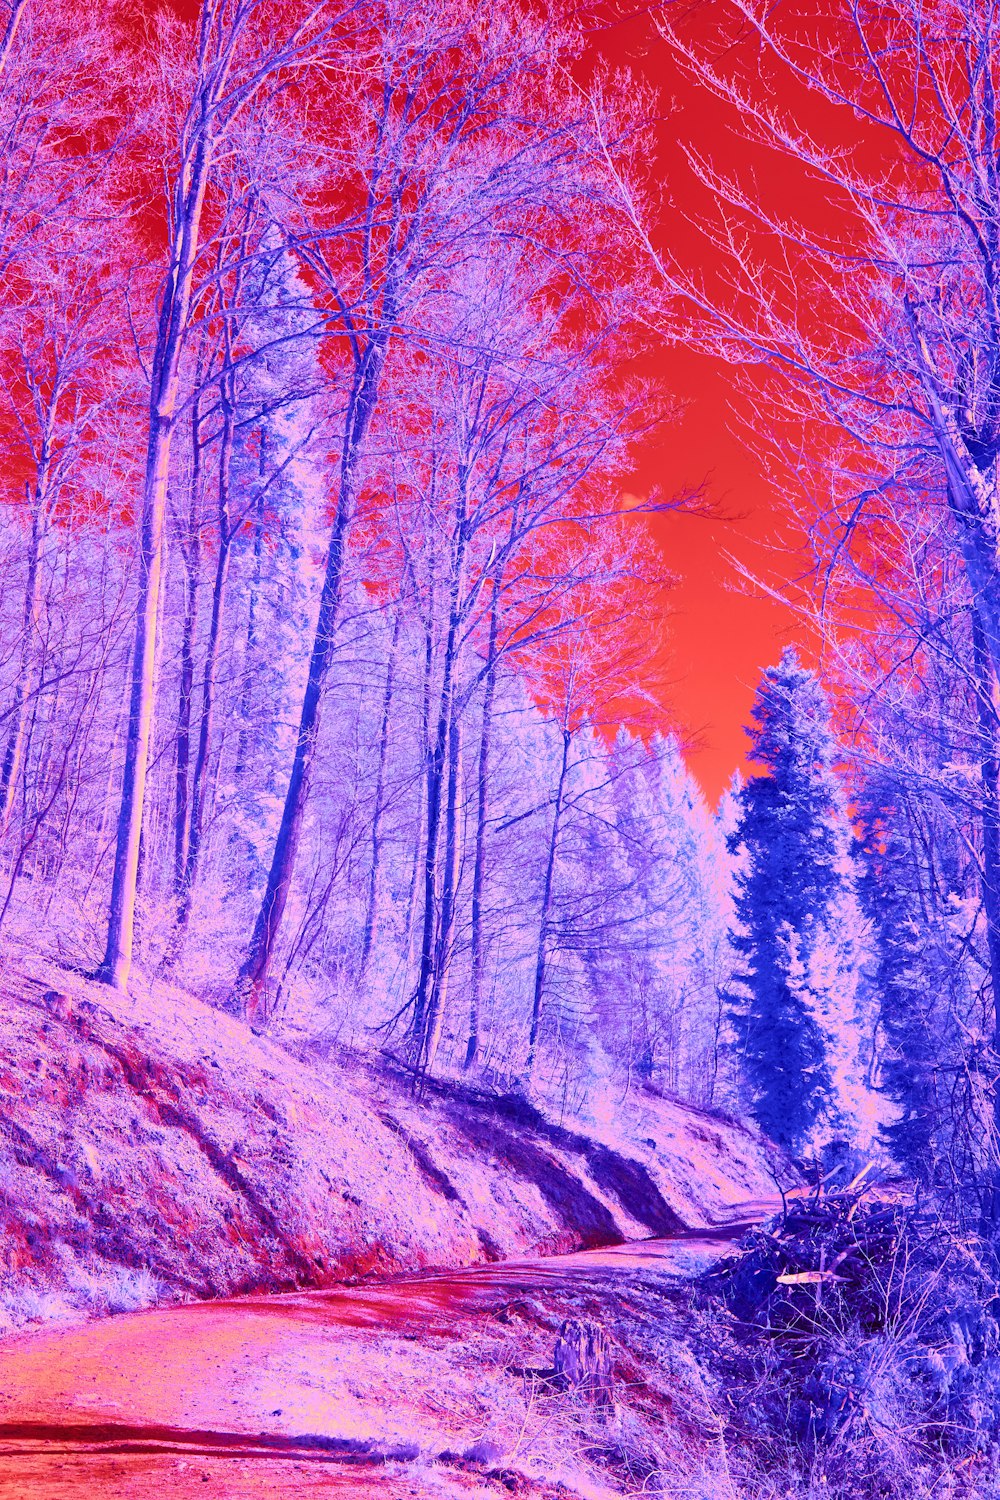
{"left": 0, "top": 1204, "right": 773, "bottom": 1499}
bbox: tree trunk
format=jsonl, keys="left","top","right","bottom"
{"left": 235, "top": 346, "right": 386, "bottom": 1019}
{"left": 465, "top": 579, "right": 500, "bottom": 1070}
{"left": 173, "top": 400, "right": 203, "bottom": 894}
{"left": 178, "top": 376, "right": 237, "bottom": 918}
{"left": 397, "top": 608, "right": 436, "bottom": 999}
{"left": 0, "top": 1, "right": 26, "bottom": 76}
{"left": 527, "top": 726, "right": 571, "bottom": 1073}
{"left": 972, "top": 616, "right": 1000, "bottom": 1237}
{"left": 410, "top": 479, "right": 469, "bottom": 1072}
{"left": 424, "top": 708, "right": 463, "bottom": 1068}
{"left": 411, "top": 707, "right": 447, "bottom": 1063}
{"left": 358, "top": 602, "right": 402, "bottom": 984}
{"left": 553, "top": 1319, "right": 613, "bottom": 1408}
{"left": 95, "top": 115, "right": 214, "bottom": 991}
{"left": 234, "top": 460, "right": 265, "bottom": 780}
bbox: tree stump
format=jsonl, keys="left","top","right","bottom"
{"left": 553, "top": 1318, "right": 613, "bottom": 1406}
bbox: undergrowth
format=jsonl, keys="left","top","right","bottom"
{"left": 685, "top": 1189, "right": 1000, "bottom": 1499}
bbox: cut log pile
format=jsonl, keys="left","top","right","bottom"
{"left": 712, "top": 1186, "right": 922, "bottom": 1329}
{"left": 696, "top": 1182, "right": 1000, "bottom": 1468}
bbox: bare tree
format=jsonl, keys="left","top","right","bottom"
{"left": 0, "top": 261, "right": 134, "bottom": 832}
{"left": 96, "top": 0, "right": 338, "bottom": 989}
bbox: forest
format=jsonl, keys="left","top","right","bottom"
{"left": 2, "top": 0, "right": 1000, "bottom": 1496}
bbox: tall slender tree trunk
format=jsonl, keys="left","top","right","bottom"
{"left": 423, "top": 710, "right": 462, "bottom": 1069}
{"left": 236, "top": 345, "right": 386, "bottom": 1018}
{"left": 95, "top": 117, "right": 214, "bottom": 990}
{"left": 527, "top": 726, "right": 571, "bottom": 1073}
{"left": 358, "top": 602, "right": 402, "bottom": 984}
{"left": 174, "top": 400, "right": 203, "bottom": 893}
{"left": 410, "top": 482, "right": 469, "bottom": 1071}
{"left": 178, "top": 378, "right": 237, "bottom": 918}
{"left": 398, "top": 606, "right": 436, "bottom": 996}
{"left": 972, "top": 616, "right": 1000, "bottom": 1236}
{"left": 411, "top": 715, "right": 446, "bottom": 1062}
{"left": 234, "top": 464, "right": 265, "bottom": 780}
{"left": 465, "top": 581, "right": 500, "bottom": 1070}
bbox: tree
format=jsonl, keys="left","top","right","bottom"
{"left": 97, "top": 0, "right": 336, "bottom": 990}
{"left": 852, "top": 601, "right": 997, "bottom": 1204}
{"left": 0, "top": 0, "right": 109, "bottom": 297}
{"left": 861, "top": 778, "right": 978, "bottom": 1191}
{"left": 599, "top": 731, "right": 733, "bottom": 1104}
{"left": 728, "top": 649, "right": 871, "bottom": 1154}
{"left": 650, "top": 0, "right": 1000, "bottom": 677}
{"left": 172, "top": 230, "right": 326, "bottom": 925}
{"left": 0, "top": 0, "right": 742, "bottom": 1138}
{"left": 383, "top": 255, "right": 658, "bottom": 1074}
{"left": 0, "top": 256, "right": 135, "bottom": 834}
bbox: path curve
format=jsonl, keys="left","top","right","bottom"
{"left": 0, "top": 1202, "right": 774, "bottom": 1498}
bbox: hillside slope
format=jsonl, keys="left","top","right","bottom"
{"left": 0, "top": 952, "right": 785, "bottom": 1331}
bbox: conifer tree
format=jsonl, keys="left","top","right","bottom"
{"left": 728, "top": 648, "right": 867, "bottom": 1154}
{"left": 861, "top": 788, "right": 939, "bottom": 1178}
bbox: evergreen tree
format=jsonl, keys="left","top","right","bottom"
{"left": 860, "top": 785, "right": 939, "bottom": 1178}
{"left": 728, "top": 648, "right": 870, "bottom": 1154}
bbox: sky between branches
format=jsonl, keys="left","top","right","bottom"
{"left": 149, "top": 0, "right": 821, "bottom": 803}
{"left": 597, "top": 1, "right": 843, "bottom": 801}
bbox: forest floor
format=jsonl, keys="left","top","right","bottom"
{"left": 0, "top": 1213, "right": 770, "bottom": 1499}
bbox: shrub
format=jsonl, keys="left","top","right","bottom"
{"left": 693, "top": 1189, "right": 1000, "bottom": 1498}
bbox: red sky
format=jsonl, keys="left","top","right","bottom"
{"left": 636, "top": 368, "right": 802, "bottom": 804}
{"left": 595, "top": 5, "right": 816, "bottom": 803}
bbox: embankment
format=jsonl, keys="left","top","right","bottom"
{"left": 0, "top": 952, "right": 784, "bottom": 1329}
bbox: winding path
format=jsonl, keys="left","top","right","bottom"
{"left": 0, "top": 1204, "right": 773, "bottom": 1498}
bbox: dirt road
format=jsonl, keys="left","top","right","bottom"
{"left": 0, "top": 1207, "right": 771, "bottom": 1499}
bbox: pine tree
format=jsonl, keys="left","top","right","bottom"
{"left": 728, "top": 648, "right": 870, "bottom": 1154}
{"left": 860, "top": 785, "right": 939, "bottom": 1177}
